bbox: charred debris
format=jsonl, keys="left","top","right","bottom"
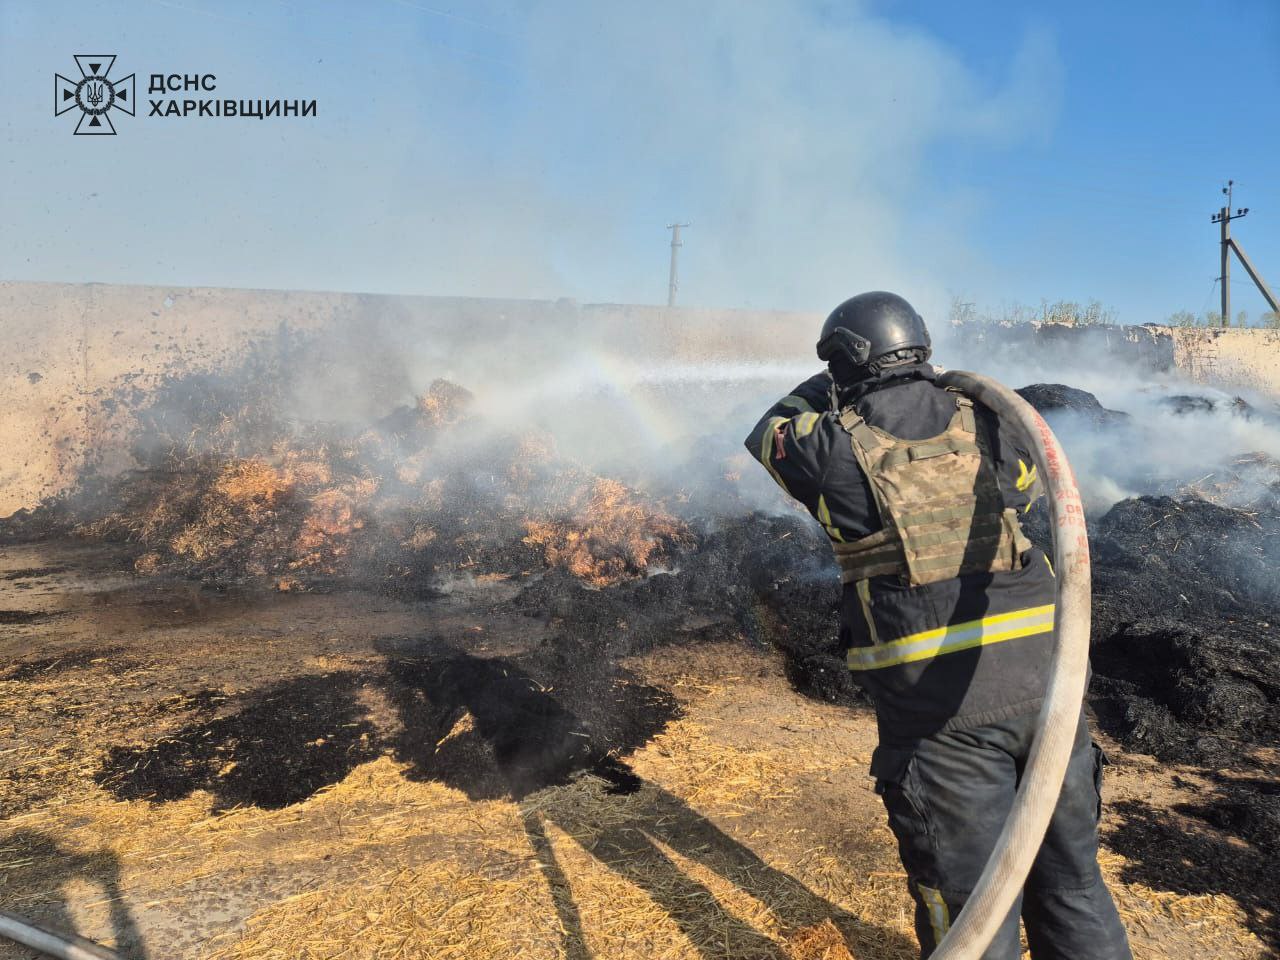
{"left": 2, "top": 340, "right": 1280, "bottom": 947}
{"left": 5, "top": 347, "right": 1277, "bottom": 767}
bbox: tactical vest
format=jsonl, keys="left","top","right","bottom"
{"left": 831, "top": 391, "right": 1032, "bottom": 588}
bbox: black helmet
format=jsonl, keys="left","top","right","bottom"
{"left": 816, "top": 291, "right": 931, "bottom": 385}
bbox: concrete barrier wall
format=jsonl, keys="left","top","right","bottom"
{"left": 1160, "top": 326, "right": 1280, "bottom": 396}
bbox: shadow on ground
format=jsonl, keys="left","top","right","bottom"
{"left": 1105, "top": 772, "right": 1280, "bottom": 951}
{"left": 524, "top": 781, "right": 917, "bottom": 960}
{"left": 0, "top": 830, "right": 149, "bottom": 960}
{"left": 96, "top": 672, "right": 382, "bottom": 809}
{"left": 89, "top": 639, "right": 917, "bottom": 958}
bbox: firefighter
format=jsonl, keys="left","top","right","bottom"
{"left": 745, "top": 292, "right": 1131, "bottom": 960}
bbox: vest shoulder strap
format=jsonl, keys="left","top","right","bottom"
{"left": 944, "top": 389, "right": 977, "bottom": 435}
{"left": 836, "top": 406, "right": 887, "bottom": 457}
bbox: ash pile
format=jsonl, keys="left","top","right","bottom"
{"left": 1009, "top": 380, "right": 1280, "bottom": 946}
{"left": 1006, "top": 380, "right": 1280, "bottom": 760}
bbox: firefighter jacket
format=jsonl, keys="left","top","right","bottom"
{"left": 745, "top": 363, "right": 1056, "bottom": 745}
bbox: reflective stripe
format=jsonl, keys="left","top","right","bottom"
{"left": 777, "top": 394, "right": 816, "bottom": 414}
{"left": 793, "top": 411, "right": 820, "bottom": 438}
{"left": 760, "top": 416, "right": 788, "bottom": 490}
{"left": 847, "top": 604, "right": 1055, "bottom": 671}
{"left": 918, "top": 884, "right": 951, "bottom": 945}
{"left": 816, "top": 494, "right": 844, "bottom": 542}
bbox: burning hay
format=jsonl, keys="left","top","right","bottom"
{"left": 523, "top": 477, "right": 693, "bottom": 586}
{"left": 3, "top": 359, "right": 692, "bottom": 594}
{"left": 3, "top": 338, "right": 1280, "bottom": 956}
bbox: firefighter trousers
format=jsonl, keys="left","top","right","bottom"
{"left": 872, "top": 710, "right": 1132, "bottom": 959}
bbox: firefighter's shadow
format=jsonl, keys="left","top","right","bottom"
{"left": 0, "top": 830, "right": 148, "bottom": 959}
{"left": 521, "top": 785, "right": 917, "bottom": 960}
{"left": 93, "top": 639, "right": 912, "bottom": 956}
{"left": 381, "top": 639, "right": 913, "bottom": 959}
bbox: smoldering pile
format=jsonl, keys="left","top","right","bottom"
{"left": 1010, "top": 383, "right": 1280, "bottom": 761}
{"left": 0, "top": 352, "right": 695, "bottom": 597}
{"left": 5, "top": 334, "right": 1277, "bottom": 732}
{"left": 0, "top": 331, "right": 851, "bottom": 704}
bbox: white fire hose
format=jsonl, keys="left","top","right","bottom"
{"left": 0, "top": 912, "right": 121, "bottom": 960}
{"left": 0, "top": 370, "right": 1089, "bottom": 960}
{"left": 930, "top": 370, "right": 1093, "bottom": 959}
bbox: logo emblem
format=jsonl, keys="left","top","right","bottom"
{"left": 55, "top": 55, "right": 135, "bottom": 135}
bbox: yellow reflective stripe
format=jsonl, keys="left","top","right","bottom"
{"left": 1016, "top": 458, "right": 1038, "bottom": 492}
{"left": 760, "top": 416, "right": 789, "bottom": 490}
{"left": 793, "top": 411, "right": 820, "bottom": 438}
{"left": 777, "top": 394, "right": 816, "bottom": 414}
{"left": 919, "top": 885, "right": 950, "bottom": 945}
{"left": 847, "top": 604, "right": 1055, "bottom": 671}
{"left": 816, "top": 494, "right": 832, "bottom": 524}
{"left": 856, "top": 579, "right": 879, "bottom": 645}
{"left": 816, "top": 494, "right": 844, "bottom": 542}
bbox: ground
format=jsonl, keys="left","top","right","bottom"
{"left": 0, "top": 543, "right": 1267, "bottom": 960}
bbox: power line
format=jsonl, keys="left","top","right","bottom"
{"left": 1198, "top": 277, "right": 1218, "bottom": 315}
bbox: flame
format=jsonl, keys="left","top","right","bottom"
{"left": 523, "top": 477, "right": 693, "bottom": 587}
{"left": 46, "top": 369, "right": 692, "bottom": 592}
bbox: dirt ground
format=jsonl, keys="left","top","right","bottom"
{"left": 0, "top": 542, "right": 1268, "bottom": 959}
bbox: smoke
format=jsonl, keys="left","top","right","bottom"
{"left": 10, "top": 2, "right": 1273, "bottom": 525}
{"left": 1032, "top": 392, "right": 1280, "bottom": 509}
{"left": 158, "top": 301, "right": 1280, "bottom": 523}
{"left": 507, "top": 1, "right": 1061, "bottom": 311}
{"left": 1, "top": 2, "right": 1060, "bottom": 312}
{"left": 935, "top": 321, "right": 1280, "bottom": 510}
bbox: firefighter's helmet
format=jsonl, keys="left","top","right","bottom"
{"left": 816, "top": 291, "right": 932, "bottom": 386}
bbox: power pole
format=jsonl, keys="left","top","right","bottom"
{"left": 1215, "top": 181, "right": 1238, "bottom": 326}
{"left": 1212, "top": 180, "right": 1280, "bottom": 326}
{"left": 667, "top": 222, "right": 689, "bottom": 307}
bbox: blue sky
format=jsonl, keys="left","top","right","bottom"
{"left": 2, "top": 0, "right": 1278, "bottom": 324}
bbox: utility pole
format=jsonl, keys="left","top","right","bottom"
{"left": 1212, "top": 180, "right": 1280, "bottom": 327}
{"left": 667, "top": 222, "right": 689, "bottom": 307}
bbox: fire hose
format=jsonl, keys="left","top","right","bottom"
{"left": 930, "top": 370, "right": 1093, "bottom": 960}
{"left": 0, "top": 370, "right": 1089, "bottom": 960}
{"left": 0, "top": 912, "right": 121, "bottom": 960}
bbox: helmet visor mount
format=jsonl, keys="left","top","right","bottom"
{"left": 816, "top": 326, "right": 871, "bottom": 368}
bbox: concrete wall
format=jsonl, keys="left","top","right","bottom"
{"left": 947, "top": 321, "right": 1177, "bottom": 374}
{"left": 1159, "top": 325, "right": 1280, "bottom": 396}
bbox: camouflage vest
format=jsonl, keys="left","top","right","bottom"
{"left": 831, "top": 390, "right": 1031, "bottom": 587}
